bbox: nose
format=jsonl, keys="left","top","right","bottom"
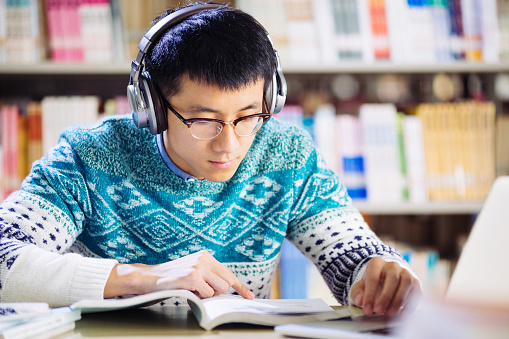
{"left": 211, "top": 123, "right": 240, "bottom": 154}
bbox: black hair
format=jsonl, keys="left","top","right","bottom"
{"left": 145, "top": 2, "right": 277, "bottom": 99}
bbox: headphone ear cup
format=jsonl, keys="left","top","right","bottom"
{"left": 265, "top": 67, "right": 287, "bottom": 117}
{"left": 140, "top": 72, "right": 168, "bottom": 135}
{"left": 272, "top": 68, "right": 286, "bottom": 115}
{"left": 265, "top": 72, "right": 277, "bottom": 116}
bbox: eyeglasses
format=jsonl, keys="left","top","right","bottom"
{"left": 165, "top": 101, "right": 271, "bottom": 140}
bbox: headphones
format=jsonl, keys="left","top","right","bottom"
{"left": 128, "top": 3, "right": 287, "bottom": 135}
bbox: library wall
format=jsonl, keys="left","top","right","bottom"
{"left": 2, "top": 0, "right": 509, "bottom": 302}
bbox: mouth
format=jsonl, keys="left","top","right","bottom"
{"left": 209, "top": 159, "right": 237, "bottom": 170}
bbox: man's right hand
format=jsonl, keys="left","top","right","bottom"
{"left": 104, "top": 250, "right": 254, "bottom": 300}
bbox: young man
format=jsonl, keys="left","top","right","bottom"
{"left": 0, "top": 3, "right": 421, "bottom": 316}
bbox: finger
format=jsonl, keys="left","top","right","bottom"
{"left": 350, "top": 280, "right": 365, "bottom": 306}
{"left": 399, "top": 283, "right": 423, "bottom": 316}
{"left": 231, "top": 277, "right": 255, "bottom": 299}
{"left": 385, "top": 271, "right": 415, "bottom": 316}
{"left": 201, "top": 253, "right": 239, "bottom": 286}
{"left": 361, "top": 261, "right": 383, "bottom": 315}
{"left": 373, "top": 265, "right": 401, "bottom": 314}
{"left": 202, "top": 254, "right": 255, "bottom": 299}
{"left": 202, "top": 270, "right": 232, "bottom": 296}
{"left": 189, "top": 278, "right": 216, "bottom": 299}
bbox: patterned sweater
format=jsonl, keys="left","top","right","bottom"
{"left": 0, "top": 116, "right": 410, "bottom": 307}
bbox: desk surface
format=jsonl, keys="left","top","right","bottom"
{"left": 59, "top": 301, "right": 509, "bottom": 339}
{"left": 64, "top": 306, "right": 284, "bottom": 339}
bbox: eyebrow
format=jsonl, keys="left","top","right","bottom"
{"left": 187, "top": 101, "right": 262, "bottom": 114}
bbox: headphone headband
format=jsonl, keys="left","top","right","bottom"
{"left": 130, "top": 3, "right": 223, "bottom": 86}
{"left": 128, "top": 3, "right": 287, "bottom": 135}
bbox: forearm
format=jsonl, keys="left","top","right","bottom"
{"left": 1, "top": 244, "right": 117, "bottom": 307}
{"left": 103, "top": 263, "right": 157, "bottom": 298}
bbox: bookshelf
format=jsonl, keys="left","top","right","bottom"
{"left": 354, "top": 201, "right": 483, "bottom": 215}
{"left": 2, "top": 62, "right": 509, "bottom": 75}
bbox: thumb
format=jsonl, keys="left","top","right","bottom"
{"left": 350, "top": 280, "right": 365, "bottom": 306}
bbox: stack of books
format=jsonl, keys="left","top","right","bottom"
{"left": 0, "top": 303, "right": 80, "bottom": 339}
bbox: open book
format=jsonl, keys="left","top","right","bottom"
{"left": 70, "top": 289, "right": 351, "bottom": 331}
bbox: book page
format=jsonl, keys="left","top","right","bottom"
{"left": 202, "top": 295, "right": 334, "bottom": 320}
{"left": 71, "top": 290, "right": 200, "bottom": 313}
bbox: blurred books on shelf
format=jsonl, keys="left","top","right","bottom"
{"left": 0, "top": 0, "right": 508, "bottom": 65}
{"left": 278, "top": 239, "right": 339, "bottom": 306}
{"left": 417, "top": 101, "right": 496, "bottom": 201}
{"left": 276, "top": 101, "right": 498, "bottom": 204}
{"left": 0, "top": 95, "right": 128, "bottom": 199}
{"left": 0, "top": 0, "right": 46, "bottom": 64}
{"left": 237, "top": 0, "right": 505, "bottom": 65}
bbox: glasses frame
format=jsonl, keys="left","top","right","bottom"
{"left": 164, "top": 100, "right": 271, "bottom": 140}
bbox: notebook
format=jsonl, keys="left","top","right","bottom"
{"left": 445, "top": 175, "right": 509, "bottom": 307}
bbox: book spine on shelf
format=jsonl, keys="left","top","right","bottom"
{"left": 1, "top": 105, "right": 19, "bottom": 199}
{"left": 431, "top": 0, "right": 453, "bottom": 62}
{"left": 312, "top": 0, "right": 340, "bottom": 63}
{"left": 359, "top": 103, "right": 405, "bottom": 203}
{"left": 409, "top": 0, "right": 437, "bottom": 63}
{"left": 479, "top": 0, "right": 499, "bottom": 63}
{"left": 335, "top": 114, "right": 366, "bottom": 199}
{"left": 109, "top": 0, "right": 124, "bottom": 61}
{"left": 68, "top": 0, "right": 83, "bottom": 62}
{"left": 460, "top": 0, "right": 482, "bottom": 61}
{"left": 396, "top": 112, "right": 409, "bottom": 201}
{"left": 385, "top": 0, "right": 409, "bottom": 63}
{"left": 27, "top": 101, "right": 43, "bottom": 171}
{"left": 0, "top": 105, "right": 7, "bottom": 199}
{"left": 17, "top": 102, "right": 29, "bottom": 181}
{"left": 313, "top": 104, "right": 338, "bottom": 173}
{"left": 279, "top": 239, "right": 308, "bottom": 299}
{"left": 368, "top": 0, "right": 390, "bottom": 60}
{"left": 447, "top": 0, "right": 466, "bottom": 60}
{"left": 333, "top": 0, "right": 364, "bottom": 61}
{"left": 402, "top": 115, "right": 428, "bottom": 203}
{"left": 44, "top": 0, "right": 64, "bottom": 61}
{"left": 497, "top": 0, "right": 509, "bottom": 62}
{"left": 58, "top": 0, "right": 72, "bottom": 61}
{"left": 0, "top": 0, "right": 6, "bottom": 63}
{"left": 285, "top": 0, "right": 319, "bottom": 64}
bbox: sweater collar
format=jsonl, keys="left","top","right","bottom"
{"left": 157, "top": 133, "right": 198, "bottom": 182}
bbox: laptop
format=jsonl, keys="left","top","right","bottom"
{"left": 445, "top": 175, "right": 509, "bottom": 307}
{"left": 275, "top": 176, "right": 509, "bottom": 338}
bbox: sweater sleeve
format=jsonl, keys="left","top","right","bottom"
{"left": 0, "top": 141, "right": 118, "bottom": 307}
{"left": 286, "top": 147, "right": 416, "bottom": 306}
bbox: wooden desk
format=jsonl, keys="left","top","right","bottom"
{"left": 66, "top": 306, "right": 284, "bottom": 338}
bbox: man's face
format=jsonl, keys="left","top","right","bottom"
{"left": 163, "top": 75, "right": 265, "bottom": 182}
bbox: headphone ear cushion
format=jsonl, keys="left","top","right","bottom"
{"left": 265, "top": 72, "right": 277, "bottom": 116}
{"left": 140, "top": 72, "right": 168, "bottom": 135}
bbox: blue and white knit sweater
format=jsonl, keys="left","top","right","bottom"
{"left": 0, "top": 116, "right": 410, "bottom": 307}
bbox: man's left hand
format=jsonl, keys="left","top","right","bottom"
{"left": 350, "top": 257, "right": 422, "bottom": 316}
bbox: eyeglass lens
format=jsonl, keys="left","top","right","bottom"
{"left": 190, "top": 116, "right": 264, "bottom": 139}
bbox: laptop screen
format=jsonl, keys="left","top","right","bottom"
{"left": 445, "top": 176, "right": 509, "bottom": 307}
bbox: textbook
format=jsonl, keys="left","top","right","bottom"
{"left": 71, "top": 289, "right": 350, "bottom": 331}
